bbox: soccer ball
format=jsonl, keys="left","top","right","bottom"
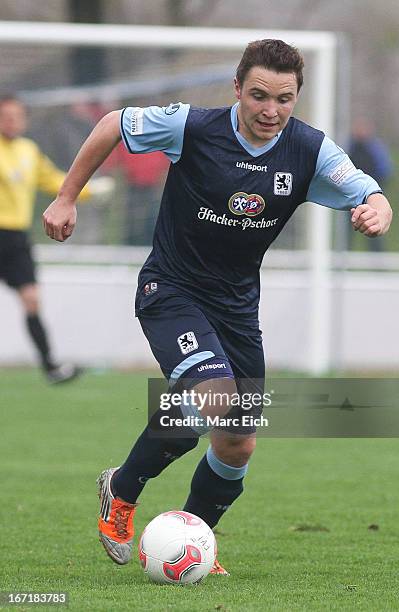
{"left": 138, "top": 510, "right": 216, "bottom": 585}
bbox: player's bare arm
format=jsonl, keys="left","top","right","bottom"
{"left": 351, "top": 193, "right": 393, "bottom": 237}
{"left": 43, "top": 110, "right": 121, "bottom": 242}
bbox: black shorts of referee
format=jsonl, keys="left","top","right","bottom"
{"left": 0, "top": 229, "right": 36, "bottom": 288}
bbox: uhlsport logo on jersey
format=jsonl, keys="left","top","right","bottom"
{"left": 274, "top": 172, "right": 293, "bottom": 196}
{"left": 228, "top": 192, "right": 265, "bottom": 217}
{"left": 177, "top": 331, "right": 199, "bottom": 355}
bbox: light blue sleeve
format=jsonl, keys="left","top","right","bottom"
{"left": 306, "top": 136, "right": 382, "bottom": 210}
{"left": 120, "top": 102, "right": 190, "bottom": 163}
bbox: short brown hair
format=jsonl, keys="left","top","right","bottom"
{"left": 236, "top": 39, "right": 304, "bottom": 91}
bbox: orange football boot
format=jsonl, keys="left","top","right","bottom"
{"left": 97, "top": 467, "right": 138, "bottom": 565}
{"left": 210, "top": 558, "right": 230, "bottom": 576}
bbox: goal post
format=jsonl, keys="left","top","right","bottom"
{"left": 0, "top": 22, "right": 338, "bottom": 374}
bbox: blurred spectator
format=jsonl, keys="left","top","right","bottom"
{"left": 346, "top": 118, "right": 393, "bottom": 251}
{"left": 120, "top": 148, "right": 169, "bottom": 245}
{"left": 103, "top": 143, "right": 169, "bottom": 245}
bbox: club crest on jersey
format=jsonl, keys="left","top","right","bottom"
{"left": 274, "top": 172, "right": 293, "bottom": 196}
{"left": 228, "top": 192, "right": 265, "bottom": 217}
{"left": 177, "top": 331, "right": 199, "bottom": 355}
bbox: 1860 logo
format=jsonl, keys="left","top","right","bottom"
{"left": 228, "top": 192, "right": 265, "bottom": 217}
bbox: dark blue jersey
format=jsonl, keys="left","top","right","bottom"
{"left": 131, "top": 107, "right": 323, "bottom": 316}
{"left": 120, "top": 103, "right": 380, "bottom": 317}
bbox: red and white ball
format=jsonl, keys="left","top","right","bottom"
{"left": 138, "top": 511, "right": 216, "bottom": 584}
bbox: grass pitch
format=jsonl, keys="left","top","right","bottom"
{"left": 1, "top": 369, "right": 399, "bottom": 611}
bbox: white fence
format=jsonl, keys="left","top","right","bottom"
{"left": 1, "top": 247, "right": 398, "bottom": 372}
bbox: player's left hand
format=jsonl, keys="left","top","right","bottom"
{"left": 350, "top": 203, "right": 390, "bottom": 237}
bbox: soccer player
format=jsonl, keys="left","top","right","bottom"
{"left": 42, "top": 40, "right": 392, "bottom": 573}
{"left": 0, "top": 95, "right": 113, "bottom": 383}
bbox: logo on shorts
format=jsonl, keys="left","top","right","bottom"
{"left": 274, "top": 172, "right": 293, "bottom": 196}
{"left": 177, "top": 331, "right": 198, "bottom": 355}
{"left": 198, "top": 363, "right": 226, "bottom": 372}
{"left": 228, "top": 192, "right": 265, "bottom": 216}
{"left": 144, "top": 282, "right": 158, "bottom": 296}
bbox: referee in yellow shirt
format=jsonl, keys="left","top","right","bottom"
{"left": 0, "top": 94, "right": 112, "bottom": 383}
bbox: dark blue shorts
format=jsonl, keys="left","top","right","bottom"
{"left": 136, "top": 283, "right": 265, "bottom": 434}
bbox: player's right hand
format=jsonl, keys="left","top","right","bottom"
{"left": 42, "top": 198, "right": 77, "bottom": 242}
